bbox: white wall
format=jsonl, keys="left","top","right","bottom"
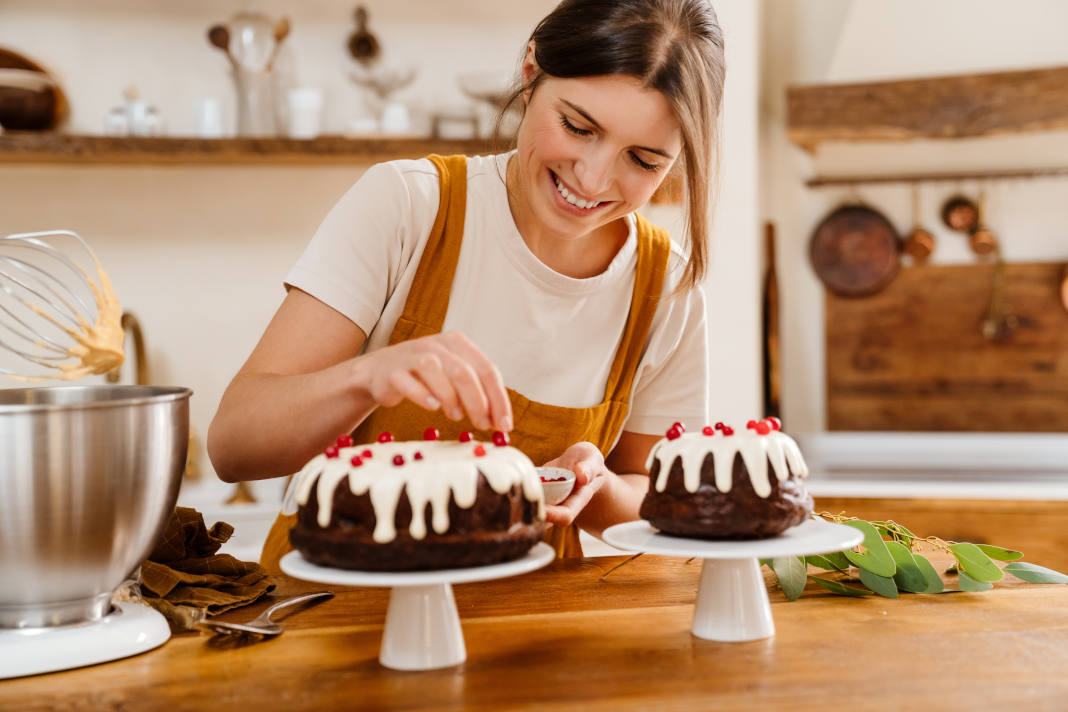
{"left": 761, "top": 0, "right": 1068, "bottom": 437}
{"left": 1, "top": 1, "right": 763, "bottom": 507}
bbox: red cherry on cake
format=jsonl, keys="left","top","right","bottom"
{"left": 459, "top": 431, "right": 473, "bottom": 443}
{"left": 665, "top": 425, "right": 682, "bottom": 440}
{"left": 350, "top": 455, "right": 363, "bottom": 467}
{"left": 714, "top": 422, "right": 725, "bottom": 431}
{"left": 392, "top": 454, "right": 405, "bottom": 466}
{"left": 492, "top": 430, "right": 509, "bottom": 447}
{"left": 378, "top": 432, "right": 393, "bottom": 443}
{"left": 423, "top": 427, "right": 439, "bottom": 441}
{"left": 746, "top": 419, "right": 758, "bottom": 430}
{"left": 336, "top": 435, "right": 353, "bottom": 448}
{"left": 324, "top": 445, "right": 339, "bottom": 458}
{"left": 672, "top": 421, "right": 686, "bottom": 433}
{"left": 765, "top": 416, "right": 782, "bottom": 431}
{"left": 722, "top": 426, "right": 735, "bottom": 436}
{"left": 414, "top": 451, "right": 424, "bottom": 460}
{"left": 702, "top": 426, "right": 715, "bottom": 436}
{"left": 755, "top": 421, "right": 771, "bottom": 435}
{"left": 361, "top": 449, "right": 373, "bottom": 459}
{"left": 473, "top": 444, "right": 486, "bottom": 457}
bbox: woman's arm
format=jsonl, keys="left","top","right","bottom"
{"left": 541, "top": 431, "right": 659, "bottom": 537}
{"left": 207, "top": 288, "right": 512, "bottom": 482}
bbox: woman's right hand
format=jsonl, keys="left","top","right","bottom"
{"left": 353, "top": 330, "right": 513, "bottom": 433}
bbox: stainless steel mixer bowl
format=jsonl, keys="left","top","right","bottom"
{"left": 0, "top": 385, "right": 191, "bottom": 628}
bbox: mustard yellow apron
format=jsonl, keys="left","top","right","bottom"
{"left": 260, "top": 154, "right": 670, "bottom": 573}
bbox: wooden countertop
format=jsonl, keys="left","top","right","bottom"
{"left": 2, "top": 554, "right": 1066, "bottom": 711}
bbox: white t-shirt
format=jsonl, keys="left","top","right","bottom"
{"left": 286, "top": 152, "right": 709, "bottom": 439}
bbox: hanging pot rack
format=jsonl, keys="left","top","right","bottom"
{"left": 805, "top": 165, "right": 1068, "bottom": 188}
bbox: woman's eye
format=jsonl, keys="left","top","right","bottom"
{"left": 560, "top": 115, "right": 592, "bottom": 136}
{"left": 629, "top": 152, "right": 660, "bottom": 172}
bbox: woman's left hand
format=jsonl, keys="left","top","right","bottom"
{"left": 541, "top": 442, "right": 609, "bottom": 527}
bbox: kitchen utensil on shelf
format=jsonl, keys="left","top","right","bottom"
{"left": 0, "top": 384, "right": 192, "bottom": 628}
{"left": 266, "top": 16, "right": 291, "bottom": 72}
{"left": 206, "top": 25, "right": 237, "bottom": 72}
{"left": 940, "top": 195, "right": 979, "bottom": 233}
{"left": 0, "top": 229, "right": 121, "bottom": 381}
{"left": 197, "top": 591, "right": 333, "bottom": 638}
{"left": 903, "top": 185, "right": 935, "bottom": 263}
{"left": 0, "top": 48, "right": 68, "bottom": 130}
{"left": 762, "top": 222, "right": 781, "bottom": 418}
{"left": 980, "top": 247, "right": 1017, "bottom": 342}
{"left": 969, "top": 190, "right": 999, "bottom": 256}
{"left": 348, "top": 5, "right": 381, "bottom": 67}
{"left": 809, "top": 203, "right": 901, "bottom": 297}
{"left": 1060, "top": 265, "right": 1068, "bottom": 313}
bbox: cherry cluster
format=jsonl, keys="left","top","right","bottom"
{"left": 665, "top": 417, "right": 782, "bottom": 440}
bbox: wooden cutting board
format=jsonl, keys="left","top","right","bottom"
{"left": 826, "top": 261, "right": 1068, "bottom": 432}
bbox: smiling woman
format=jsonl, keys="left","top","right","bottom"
{"left": 207, "top": 0, "right": 726, "bottom": 569}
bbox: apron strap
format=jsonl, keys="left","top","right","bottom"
{"left": 388, "top": 154, "right": 468, "bottom": 344}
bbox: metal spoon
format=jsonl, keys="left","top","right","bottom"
{"left": 196, "top": 591, "right": 333, "bottom": 637}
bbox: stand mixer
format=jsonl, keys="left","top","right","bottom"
{"left": 0, "top": 229, "right": 192, "bottom": 678}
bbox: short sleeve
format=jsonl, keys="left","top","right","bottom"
{"left": 623, "top": 282, "right": 710, "bottom": 435}
{"left": 284, "top": 160, "right": 439, "bottom": 335}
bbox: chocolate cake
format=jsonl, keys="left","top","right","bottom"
{"left": 639, "top": 419, "right": 813, "bottom": 539}
{"left": 290, "top": 430, "right": 546, "bottom": 571}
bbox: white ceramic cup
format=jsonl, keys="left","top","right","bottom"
{"left": 286, "top": 87, "right": 323, "bottom": 139}
{"left": 194, "top": 98, "right": 225, "bottom": 138}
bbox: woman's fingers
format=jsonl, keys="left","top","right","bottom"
{"left": 545, "top": 471, "right": 607, "bottom": 526}
{"left": 440, "top": 331, "right": 513, "bottom": 432}
{"left": 411, "top": 353, "right": 465, "bottom": 421}
{"left": 544, "top": 441, "right": 605, "bottom": 486}
{"left": 431, "top": 346, "right": 493, "bottom": 431}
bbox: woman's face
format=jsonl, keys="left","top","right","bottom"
{"left": 511, "top": 59, "right": 683, "bottom": 244}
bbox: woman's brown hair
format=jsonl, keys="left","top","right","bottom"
{"left": 501, "top": 0, "right": 726, "bottom": 291}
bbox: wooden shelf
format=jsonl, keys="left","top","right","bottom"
{"left": 787, "top": 64, "right": 1068, "bottom": 152}
{"left": 0, "top": 131, "right": 684, "bottom": 203}
{"left": 0, "top": 132, "right": 505, "bottom": 165}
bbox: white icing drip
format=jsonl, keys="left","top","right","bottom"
{"left": 293, "top": 440, "right": 545, "bottom": 542}
{"left": 650, "top": 430, "right": 808, "bottom": 497}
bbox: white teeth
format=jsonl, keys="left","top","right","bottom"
{"left": 554, "top": 175, "right": 600, "bottom": 210}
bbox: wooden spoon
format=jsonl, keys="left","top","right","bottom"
{"left": 207, "top": 24, "right": 237, "bottom": 69}
{"left": 267, "top": 17, "right": 291, "bottom": 72}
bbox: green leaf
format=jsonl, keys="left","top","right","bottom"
{"left": 975, "top": 544, "right": 1024, "bottom": 562}
{"left": 885, "top": 541, "right": 929, "bottom": 593}
{"left": 859, "top": 568, "right": 899, "bottom": 598}
{"left": 759, "top": 558, "right": 771, "bottom": 568}
{"left": 842, "top": 520, "right": 896, "bottom": 577}
{"left": 770, "top": 556, "right": 808, "bottom": 601}
{"left": 806, "top": 552, "right": 850, "bottom": 571}
{"left": 950, "top": 542, "right": 1003, "bottom": 582}
{"left": 958, "top": 570, "right": 993, "bottom": 592}
{"left": 808, "top": 575, "right": 874, "bottom": 597}
{"left": 1003, "top": 562, "right": 1068, "bottom": 584}
{"left": 911, "top": 554, "right": 945, "bottom": 593}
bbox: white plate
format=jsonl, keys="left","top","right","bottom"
{"left": 602, "top": 518, "right": 863, "bottom": 560}
{"left": 281, "top": 541, "right": 556, "bottom": 587}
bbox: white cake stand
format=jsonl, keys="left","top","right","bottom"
{"left": 603, "top": 518, "right": 863, "bottom": 642}
{"left": 281, "top": 542, "right": 555, "bottom": 671}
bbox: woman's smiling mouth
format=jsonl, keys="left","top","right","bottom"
{"left": 549, "top": 170, "right": 608, "bottom": 212}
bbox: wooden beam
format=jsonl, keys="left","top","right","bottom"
{"left": 788, "top": 65, "right": 1068, "bottom": 151}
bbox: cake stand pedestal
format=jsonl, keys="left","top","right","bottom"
{"left": 603, "top": 518, "right": 862, "bottom": 642}
{"left": 281, "top": 542, "right": 555, "bottom": 670}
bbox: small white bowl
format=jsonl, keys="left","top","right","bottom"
{"left": 536, "top": 466, "right": 576, "bottom": 505}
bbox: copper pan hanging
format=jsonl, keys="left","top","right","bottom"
{"left": 809, "top": 203, "right": 902, "bottom": 298}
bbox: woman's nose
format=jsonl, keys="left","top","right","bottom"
{"left": 573, "top": 149, "right": 614, "bottom": 197}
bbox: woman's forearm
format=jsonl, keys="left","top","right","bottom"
{"left": 207, "top": 358, "right": 377, "bottom": 482}
{"left": 575, "top": 472, "right": 649, "bottom": 537}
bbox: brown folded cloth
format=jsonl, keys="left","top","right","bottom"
{"left": 133, "top": 506, "right": 275, "bottom": 631}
